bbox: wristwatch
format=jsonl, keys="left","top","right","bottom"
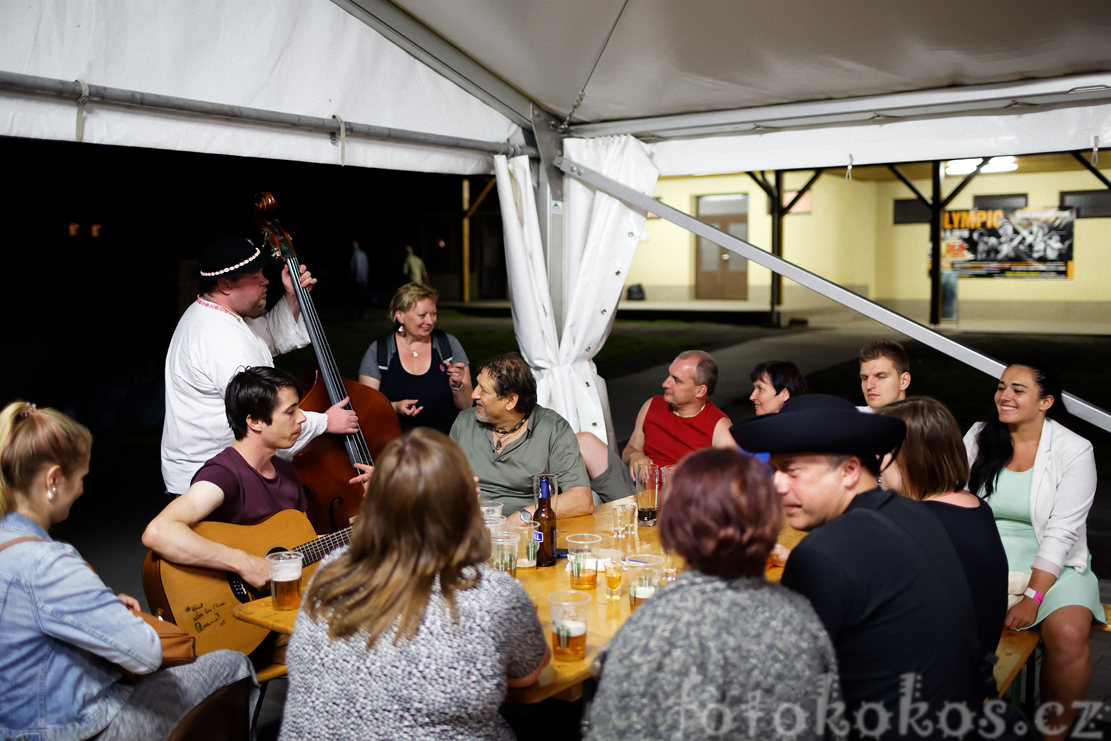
{"left": 1022, "top": 587, "right": 1044, "bottom": 604}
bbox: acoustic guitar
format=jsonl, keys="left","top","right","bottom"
{"left": 141, "top": 509, "right": 351, "bottom": 656}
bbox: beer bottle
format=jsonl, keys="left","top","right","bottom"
{"left": 535, "top": 476, "right": 557, "bottom": 567}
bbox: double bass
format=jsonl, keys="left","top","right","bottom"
{"left": 253, "top": 192, "right": 400, "bottom": 533}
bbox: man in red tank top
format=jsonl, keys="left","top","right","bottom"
{"left": 578, "top": 351, "right": 735, "bottom": 502}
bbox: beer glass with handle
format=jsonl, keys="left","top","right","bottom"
{"left": 266, "top": 551, "right": 304, "bottom": 611}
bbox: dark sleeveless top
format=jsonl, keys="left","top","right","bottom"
{"left": 379, "top": 346, "right": 458, "bottom": 435}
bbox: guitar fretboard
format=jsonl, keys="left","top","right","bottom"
{"left": 295, "top": 526, "right": 353, "bottom": 565}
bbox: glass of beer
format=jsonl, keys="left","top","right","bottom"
{"left": 599, "top": 548, "right": 624, "bottom": 600}
{"left": 548, "top": 590, "right": 591, "bottom": 662}
{"left": 625, "top": 553, "right": 664, "bottom": 611}
{"left": 489, "top": 531, "right": 519, "bottom": 577}
{"left": 266, "top": 551, "right": 303, "bottom": 611}
{"left": 566, "top": 533, "right": 602, "bottom": 590}
{"left": 635, "top": 464, "right": 662, "bottom": 527}
{"left": 510, "top": 521, "right": 540, "bottom": 571}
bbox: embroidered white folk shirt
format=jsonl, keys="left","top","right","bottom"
{"left": 160, "top": 297, "right": 327, "bottom": 494}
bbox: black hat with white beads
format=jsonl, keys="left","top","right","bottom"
{"left": 198, "top": 236, "right": 276, "bottom": 280}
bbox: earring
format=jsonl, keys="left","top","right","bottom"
{"left": 47, "top": 485, "right": 56, "bottom": 503}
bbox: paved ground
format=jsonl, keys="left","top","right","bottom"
{"left": 54, "top": 314, "right": 1111, "bottom": 738}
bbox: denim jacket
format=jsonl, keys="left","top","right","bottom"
{"left": 0, "top": 513, "right": 161, "bottom": 741}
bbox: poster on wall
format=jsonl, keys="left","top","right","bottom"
{"left": 940, "top": 207, "right": 1075, "bottom": 278}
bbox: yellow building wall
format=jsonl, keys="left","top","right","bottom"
{"left": 630, "top": 171, "right": 879, "bottom": 314}
{"left": 628, "top": 163, "right": 1111, "bottom": 326}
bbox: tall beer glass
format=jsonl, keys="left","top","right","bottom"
{"left": 266, "top": 551, "right": 303, "bottom": 611}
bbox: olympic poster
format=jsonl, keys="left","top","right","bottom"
{"left": 940, "top": 207, "right": 1075, "bottom": 278}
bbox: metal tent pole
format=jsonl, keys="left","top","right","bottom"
{"left": 555, "top": 155, "right": 1111, "bottom": 433}
{"left": 0, "top": 71, "right": 535, "bottom": 158}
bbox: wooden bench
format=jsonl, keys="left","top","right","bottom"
{"left": 995, "top": 628, "right": 1040, "bottom": 700}
{"left": 1092, "top": 603, "right": 1111, "bottom": 631}
{"left": 993, "top": 604, "right": 1111, "bottom": 712}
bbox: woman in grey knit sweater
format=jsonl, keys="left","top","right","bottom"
{"left": 280, "top": 429, "right": 549, "bottom": 740}
{"left": 585, "top": 449, "right": 845, "bottom": 740}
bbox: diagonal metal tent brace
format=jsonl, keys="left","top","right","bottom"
{"left": 554, "top": 155, "right": 1111, "bottom": 433}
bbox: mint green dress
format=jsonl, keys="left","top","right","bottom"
{"left": 991, "top": 467, "right": 1103, "bottom": 625}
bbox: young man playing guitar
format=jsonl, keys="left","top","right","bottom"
{"left": 144, "top": 366, "right": 311, "bottom": 591}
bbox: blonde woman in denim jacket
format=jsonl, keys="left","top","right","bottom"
{"left": 0, "top": 401, "right": 254, "bottom": 740}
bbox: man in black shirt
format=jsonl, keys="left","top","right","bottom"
{"left": 733, "top": 395, "right": 989, "bottom": 739}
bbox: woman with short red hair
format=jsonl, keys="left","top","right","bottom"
{"left": 585, "top": 448, "right": 843, "bottom": 740}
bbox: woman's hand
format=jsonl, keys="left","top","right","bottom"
{"left": 392, "top": 399, "right": 423, "bottom": 417}
{"left": 118, "top": 593, "right": 142, "bottom": 611}
{"left": 446, "top": 362, "right": 467, "bottom": 389}
{"left": 1004, "top": 597, "right": 1040, "bottom": 630}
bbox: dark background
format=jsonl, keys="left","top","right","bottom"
{"left": 0, "top": 134, "right": 503, "bottom": 426}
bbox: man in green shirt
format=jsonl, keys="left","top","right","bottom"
{"left": 450, "top": 352, "right": 592, "bottom": 521}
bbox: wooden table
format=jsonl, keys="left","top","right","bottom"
{"left": 233, "top": 499, "right": 1028, "bottom": 705}
{"left": 507, "top": 497, "right": 804, "bottom": 703}
{"left": 232, "top": 497, "right": 802, "bottom": 703}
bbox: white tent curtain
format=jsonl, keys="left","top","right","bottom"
{"left": 493, "top": 153, "right": 562, "bottom": 384}
{"left": 495, "top": 136, "right": 658, "bottom": 444}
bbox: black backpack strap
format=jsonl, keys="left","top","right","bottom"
{"left": 432, "top": 329, "right": 453, "bottom": 365}
{"left": 376, "top": 332, "right": 397, "bottom": 372}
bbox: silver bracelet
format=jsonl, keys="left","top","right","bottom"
{"left": 450, "top": 381, "right": 463, "bottom": 391}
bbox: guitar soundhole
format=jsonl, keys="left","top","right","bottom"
{"left": 227, "top": 574, "right": 267, "bottom": 603}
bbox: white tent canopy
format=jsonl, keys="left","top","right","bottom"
{"left": 0, "top": 0, "right": 523, "bottom": 174}
{"left": 7, "top": 1, "right": 1111, "bottom": 174}
{"left": 3, "top": 0, "right": 1111, "bottom": 430}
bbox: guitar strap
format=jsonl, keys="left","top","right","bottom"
{"left": 0, "top": 535, "right": 197, "bottom": 667}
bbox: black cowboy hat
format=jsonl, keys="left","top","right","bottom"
{"left": 198, "top": 236, "right": 276, "bottom": 280}
{"left": 731, "top": 393, "right": 905, "bottom": 455}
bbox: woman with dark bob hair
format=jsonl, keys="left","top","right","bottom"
{"left": 877, "top": 397, "right": 1007, "bottom": 657}
{"left": 749, "top": 359, "right": 807, "bottom": 416}
{"left": 280, "top": 428, "right": 548, "bottom": 740}
{"left": 585, "top": 448, "right": 842, "bottom": 740}
{"left": 964, "top": 361, "right": 1102, "bottom": 740}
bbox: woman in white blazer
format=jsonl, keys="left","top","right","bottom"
{"left": 964, "top": 360, "right": 1101, "bottom": 740}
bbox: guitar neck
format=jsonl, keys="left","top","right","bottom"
{"left": 295, "top": 526, "right": 353, "bottom": 566}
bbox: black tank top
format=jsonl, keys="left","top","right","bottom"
{"left": 379, "top": 346, "right": 458, "bottom": 435}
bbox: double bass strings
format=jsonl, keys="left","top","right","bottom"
{"left": 286, "top": 253, "right": 374, "bottom": 469}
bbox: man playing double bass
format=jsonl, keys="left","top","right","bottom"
{"left": 160, "top": 236, "right": 359, "bottom": 496}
